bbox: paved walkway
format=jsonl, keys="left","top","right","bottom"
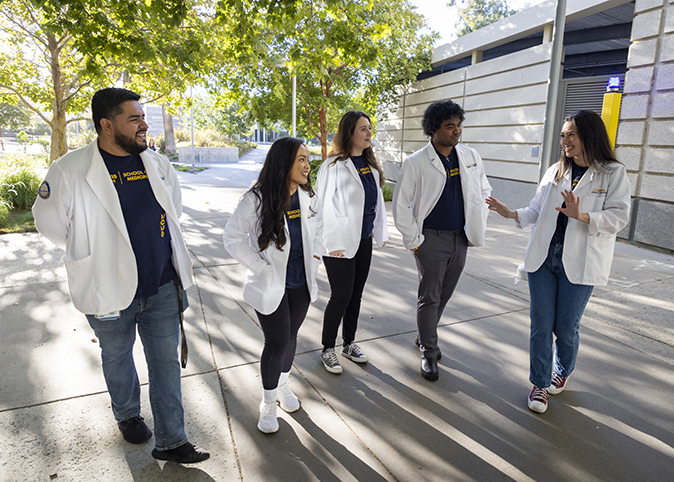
{"left": 1, "top": 146, "right": 673, "bottom": 481}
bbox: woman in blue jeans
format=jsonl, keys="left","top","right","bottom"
{"left": 486, "top": 110, "right": 630, "bottom": 413}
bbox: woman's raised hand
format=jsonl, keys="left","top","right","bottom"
{"left": 486, "top": 196, "right": 516, "bottom": 220}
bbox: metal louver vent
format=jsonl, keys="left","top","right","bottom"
{"left": 563, "top": 76, "right": 625, "bottom": 118}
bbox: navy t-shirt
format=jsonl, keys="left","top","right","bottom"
{"left": 100, "top": 149, "right": 177, "bottom": 298}
{"left": 550, "top": 162, "right": 588, "bottom": 245}
{"left": 423, "top": 145, "right": 465, "bottom": 231}
{"left": 285, "top": 191, "right": 306, "bottom": 289}
{"left": 351, "top": 155, "right": 377, "bottom": 239}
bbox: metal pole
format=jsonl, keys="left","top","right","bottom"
{"left": 292, "top": 74, "right": 297, "bottom": 138}
{"left": 190, "top": 85, "right": 195, "bottom": 173}
{"left": 539, "top": 0, "right": 567, "bottom": 181}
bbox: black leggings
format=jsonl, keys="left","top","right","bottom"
{"left": 321, "top": 236, "right": 373, "bottom": 349}
{"left": 256, "top": 285, "right": 311, "bottom": 390}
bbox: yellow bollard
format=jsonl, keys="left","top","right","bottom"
{"left": 601, "top": 77, "right": 622, "bottom": 148}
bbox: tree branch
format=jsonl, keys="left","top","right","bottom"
{"left": 0, "top": 86, "right": 52, "bottom": 125}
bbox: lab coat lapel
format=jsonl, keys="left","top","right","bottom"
{"left": 426, "top": 142, "right": 446, "bottom": 175}
{"left": 85, "top": 146, "right": 130, "bottom": 241}
{"left": 573, "top": 164, "right": 595, "bottom": 194}
{"left": 141, "top": 153, "right": 179, "bottom": 222}
{"left": 345, "top": 157, "right": 361, "bottom": 182}
{"left": 299, "top": 189, "right": 313, "bottom": 256}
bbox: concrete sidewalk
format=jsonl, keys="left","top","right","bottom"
{"left": 1, "top": 146, "right": 674, "bottom": 481}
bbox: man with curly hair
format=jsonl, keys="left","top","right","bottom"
{"left": 393, "top": 99, "right": 492, "bottom": 381}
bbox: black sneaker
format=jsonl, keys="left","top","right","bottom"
{"left": 152, "top": 442, "right": 210, "bottom": 464}
{"left": 117, "top": 415, "right": 152, "bottom": 444}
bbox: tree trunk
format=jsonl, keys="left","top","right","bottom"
{"left": 50, "top": 108, "right": 67, "bottom": 162}
{"left": 47, "top": 33, "right": 67, "bottom": 163}
{"left": 318, "top": 106, "right": 328, "bottom": 161}
{"left": 162, "top": 104, "right": 177, "bottom": 157}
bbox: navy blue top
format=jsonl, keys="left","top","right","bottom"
{"left": 285, "top": 191, "right": 306, "bottom": 289}
{"left": 423, "top": 145, "right": 465, "bottom": 232}
{"left": 550, "top": 162, "right": 588, "bottom": 246}
{"left": 100, "top": 149, "right": 176, "bottom": 298}
{"left": 351, "top": 155, "right": 377, "bottom": 239}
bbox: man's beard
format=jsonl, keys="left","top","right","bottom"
{"left": 114, "top": 130, "right": 147, "bottom": 155}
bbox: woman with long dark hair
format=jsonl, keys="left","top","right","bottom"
{"left": 223, "top": 137, "right": 323, "bottom": 433}
{"left": 315, "top": 111, "right": 388, "bottom": 374}
{"left": 486, "top": 110, "right": 630, "bottom": 413}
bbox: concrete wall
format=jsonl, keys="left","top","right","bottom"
{"left": 177, "top": 147, "right": 239, "bottom": 164}
{"left": 615, "top": 0, "right": 674, "bottom": 251}
{"left": 378, "top": 42, "right": 552, "bottom": 206}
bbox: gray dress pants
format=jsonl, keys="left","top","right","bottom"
{"left": 414, "top": 228, "right": 468, "bottom": 359}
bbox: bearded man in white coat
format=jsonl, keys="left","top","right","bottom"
{"left": 393, "top": 99, "right": 492, "bottom": 382}
{"left": 32, "top": 88, "right": 209, "bottom": 464}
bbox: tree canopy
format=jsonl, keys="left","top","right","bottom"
{"left": 216, "top": 0, "right": 436, "bottom": 159}
{"left": 448, "top": 0, "right": 517, "bottom": 37}
{"left": 0, "top": 0, "right": 216, "bottom": 161}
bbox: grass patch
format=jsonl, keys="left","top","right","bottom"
{"left": 172, "top": 163, "right": 206, "bottom": 173}
{"left": 0, "top": 209, "right": 36, "bottom": 234}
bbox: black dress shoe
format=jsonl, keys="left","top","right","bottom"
{"left": 118, "top": 415, "right": 152, "bottom": 444}
{"left": 152, "top": 442, "right": 210, "bottom": 464}
{"left": 421, "top": 356, "right": 439, "bottom": 382}
{"left": 414, "top": 337, "right": 442, "bottom": 361}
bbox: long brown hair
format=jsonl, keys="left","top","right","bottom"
{"left": 328, "top": 111, "right": 385, "bottom": 185}
{"left": 555, "top": 110, "right": 620, "bottom": 183}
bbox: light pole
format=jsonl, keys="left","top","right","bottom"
{"left": 539, "top": 0, "right": 568, "bottom": 181}
{"left": 292, "top": 74, "right": 296, "bottom": 138}
{"left": 190, "top": 84, "right": 195, "bottom": 173}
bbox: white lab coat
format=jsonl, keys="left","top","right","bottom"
{"left": 315, "top": 156, "right": 388, "bottom": 258}
{"left": 516, "top": 161, "right": 631, "bottom": 286}
{"left": 393, "top": 142, "right": 492, "bottom": 250}
{"left": 222, "top": 189, "right": 324, "bottom": 315}
{"left": 32, "top": 141, "right": 194, "bottom": 316}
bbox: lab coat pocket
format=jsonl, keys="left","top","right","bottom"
{"left": 64, "top": 254, "right": 95, "bottom": 313}
{"left": 587, "top": 232, "right": 615, "bottom": 281}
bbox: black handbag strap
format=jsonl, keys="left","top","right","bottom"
{"left": 174, "top": 278, "right": 188, "bottom": 368}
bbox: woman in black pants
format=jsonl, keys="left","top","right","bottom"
{"left": 315, "top": 111, "right": 388, "bottom": 374}
{"left": 223, "top": 137, "right": 323, "bottom": 433}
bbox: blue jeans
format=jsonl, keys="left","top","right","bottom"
{"left": 527, "top": 244, "right": 594, "bottom": 388}
{"left": 86, "top": 281, "right": 187, "bottom": 450}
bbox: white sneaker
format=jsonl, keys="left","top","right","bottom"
{"left": 321, "top": 348, "right": 343, "bottom": 374}
{"left": 342, "top": 342, "right": 368, "bottom": 363}
{"left": 277, "top": 382, "right": 300, "bottom": 412}
{"left": 257, "top": 400, "right": 279, "bottom": 433}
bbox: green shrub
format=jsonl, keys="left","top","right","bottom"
{"left": 0, "top": 155, "right": 43, "bottom": 209}
{"left": 0, "top": 152, "right": 47, "bottom": 171}
{"left": 68, "top": 129, "right": 97, "bottom": 149}
{"left": 0, "top": 201, "right": 9, "bottom": 228}
{"left": 309, "top": 159, "right": 323, "bottom": 186}
{"left": 174, "top": 129, "right": 191, "bottom": 143}
{"left": 235, "top": 139, "right": 257, "bottom": 157}
{"left": 381, "top": 183, "right": 393, "bottom": 202}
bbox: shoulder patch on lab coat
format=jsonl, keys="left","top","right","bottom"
{"left": 38, "top": 181, "right": 50, "bottom": 199}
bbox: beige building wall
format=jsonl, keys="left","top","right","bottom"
{"left": 378, "top": 42, "right": 553, "bottom": 208}
{"left": 615, "top": 0, "right": 674, "bottom": 251}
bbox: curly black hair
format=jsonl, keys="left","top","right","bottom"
{"left": 421, "top": 100, "right": 465, "bottom": 137}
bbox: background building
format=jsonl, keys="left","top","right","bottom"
{"left": 377, "top": 0, "right": 674, "bottom": 252}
